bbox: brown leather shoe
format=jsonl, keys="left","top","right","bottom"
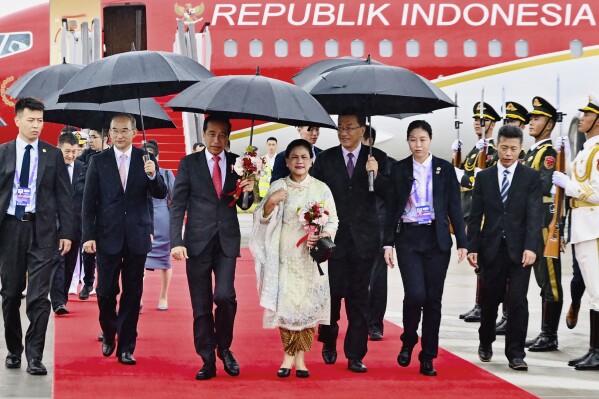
{"left": 566, "top": 304, "right": 580, "bottom": 329}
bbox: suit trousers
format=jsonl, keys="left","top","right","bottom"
{"left": 0, "top": 216, "right": 55, "bottom": 360}
{"left": 96, "top": 241, "right": 146, "bottom": 355}
{"left": 186, "top": 233, "right": 237, "bottom": 363}
{"left": 395, "top": 223, "right": 450, "bottom": 361}
{"left": 479, "top": 239, "right": 532, "bottom": 361}
{"left": 50, "top": 238, "right": 81, "bottom": 309}
{"left": 318, "top": 235, "right": 373, "bottom": 360}
{"left": 82, "top": 251, "right": 96, "bottom": 287}
{"left": 368, "top": 248, "right": 387, "bottom": 334}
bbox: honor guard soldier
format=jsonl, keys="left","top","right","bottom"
{"left": 522, "top": 96, "right": 563, "bottom": 352}
{"left": 453, "top": 102, "right": 501, "bottom": 322}
{"left": 553, "top": 94, "right": 599, "bottom": 370}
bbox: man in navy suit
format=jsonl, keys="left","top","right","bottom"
{"left": 170, "top": 115, "right": 254, "bottom": 380}
{"left": 270, "top": 125, "right": 322, "bottom": 182}
{"left": 82, "top": 114, "right": 166, "bottom": 366}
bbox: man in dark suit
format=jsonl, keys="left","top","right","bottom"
{"left": 82, "top": 114, "right": 166, "bottom": 366}
{"left": 467, "top": 125, "right": 543, "bottom": 371}
{"left": 270, "top": 125, "right": 322, "bottom": 182}
{"left": 50, "top": 132, "right": 84, "bottom": 315}
{"left": 170, "top": 115, "right": 254, "bottom": 380}
{"left": 312, "top": 112, "right": 388, "bottom": 373}
{"left": 0, "top": 97, "right": 74, "bottom": 375}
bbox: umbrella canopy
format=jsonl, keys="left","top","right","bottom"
{"left": 167, "top": 73, "right": 337, "bottom": 131}
{"left": 58, "top": 50, "right": 215, "bottom": 103}
{"left": 43, "top": 92, "right": 175, "bottom": 131}
{"left": 291, "top": 56, "right": 382, "bottom": 87}
{"left": 0, "top": 117, "right": 6, "bottom": 127}
{"left": 6, "top": 59, "right": 84, "bottom": 100}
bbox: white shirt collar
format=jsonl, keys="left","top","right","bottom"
{"left": 583, "top": 134, "right": 599, "bottom": 149}
{"left": 16, "top": 136, "right": 39, "bottom": 152}
{"left": 497, "top": 160, "right": 518, "bottom": 175}
{"left": 114, "top": 145, "right": 133, "bottom": 160}
{"left": 529, "top": 138, "right": 552, "bottom": 152}
{"left": 412, "top": 153, "right": 433, "bottom": 169}
{"left": 205, "top": 149, "right": 226, "bottom": 163}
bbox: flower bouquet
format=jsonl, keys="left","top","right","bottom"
{"left": 295, "top": 201, "right": 330, "bottom": 248}
{"left": 228, "top": 145, "right": 263, "bottom": 207}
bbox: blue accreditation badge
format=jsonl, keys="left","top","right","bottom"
{"left": 16, "top": 187, "right": 32, "bottom": 207}
{"left": 416, "top": 205, "right": 432, "bottom": 224}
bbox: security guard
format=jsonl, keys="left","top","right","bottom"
{"left": 258, "top": 137, "right": 278, "bottom": 199}
{"left": 453, "top": 102, "right": 500, "bottom": 322}
{"left": 522, "top": 96, "right": 563, "bottom": 352}
{"left": 553, "top": 94, "right": 599, "bottom": 370}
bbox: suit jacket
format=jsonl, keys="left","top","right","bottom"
{"left": 270, "top": 146, "right": 322, "bottom": 183}
{"left": 169, "top": 150, "right": 254, "bottom": 258}
{"left": 81, "top": 146, "right": 167, "bottom": 255}
{"left": 384, "top": 155, "right": 467, "bottom": 251}
{"left": 66, "top": 159, "right": 84, "bottom": 240}
{"left": 0, "top": 139, "right": 75, "bottom": 247}
{"left": 311, "top": 145, "right": 388, "bottom": 259}
{"left": 467, "top": 164, "right": 543, "bottom": 264}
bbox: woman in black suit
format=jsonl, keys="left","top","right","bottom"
{"left": 383, "top": 120, "right": 467, "bottom": 376}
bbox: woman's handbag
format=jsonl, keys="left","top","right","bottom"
{"left": 310, "top": 236, "right": 336, "bottom": 275}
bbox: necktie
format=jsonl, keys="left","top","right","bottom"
{"left": 347, "top": 153, "right": 355, "bottom": 178}
{"left": 500, "top": 169, "right": 510, "bottom": 205}
{"left": 212, "top": 155, "right": 222, "bottom": 198}
{"left": 118, "top": 153, "right": 127, "bottom": 190}
{"left": 15, "top": 144, "right": 33, "bottom": 219}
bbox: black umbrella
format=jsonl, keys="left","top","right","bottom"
{"left": 6, "top": 58, "right": 84, "bottom": 100}
{"left": 291, "top": 56, "right": 382, "bottom": 87}
{"left": 43, "top": 92, "right": 175, "bottom": 131}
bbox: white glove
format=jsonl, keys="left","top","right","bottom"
{"left": 553, "top": 136, "right": 571, "bottom": 159}
{"left": 552, "top": 171, "right": 570, "bottom": 189}
{"left": 475, "top": 138, "right": 486, "bottom": 151}
{"left": 474, "top": 167, "right": 482, "bottom": 176}
{"left": 452, "top": 139, "right": 464, "bottom": 154}
{"left": 454, "top": 167, "right": 465, "bottom": 182}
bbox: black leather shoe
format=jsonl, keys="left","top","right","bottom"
{"left": 322, "top": 344, "right": 337, "bottom": 365}
{"left": 296, "top": 369, "right": 310, "bottom": 378}
{"left": 118, "top": 352, "right": 136, "bottom": 365}
{"left": 5, "top": 353, "right": 21, "bottom": 369}
{"left": 102, "top": 339, "right": 116, "bottom": 357}
{"left": 495, "top": 315, "right": 507, "bottom": 335}
{"left": 79, "top": 285, "right": 92, "bottom": 300}
{"left": 419, "top": 360, "right": 437, "bottom": 376}
{"left": 277, "top": 368, "right": 291, "bottom": 378}
{"left": 196, "top": 362, "right": 216, "bottom": 380}
{"left": 348, "top": 359, "right": 367, "bottom": 373}
{"left": 574, "top": 349, "right": 599, "bottom": 370}
{"left": 26, "top": 358, "right": 47, "bottom": 375}
{"left": 369, "top": 328, "right": 383, "bottom": 341}
{"left": 524, "top": 334, "right": 541, "bottom": 348}
{"left": 397, "top": 346, "right": 412, "bottom": 367}
{"left": 97, "top": 332, "right": 104, "bottom": 342}
{"left": 54, "top": 304, "right": 69, "bottom": 315}
{"left": 528, "top": 333, "right": 558, "bottom": 352}
{"left": 568, "top": 349, "right": 592, "bottom": 366}
{"left": 463, "top": 305, "right": 481, "bottom": 322}
{"left": 478, "top": 345, "right": 493, "bottom": 362}
{"left": 217, "top": 348, "right": 240, "bottom": 376}
{"left": 459, "top": 305, "right": 476, "bottom": 319}
{"left": 508, "top": 358, "right": 528, "bottom": 371}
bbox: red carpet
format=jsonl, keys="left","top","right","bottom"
{"left": 54, "top": 249, "right": 537, "bottom": 399}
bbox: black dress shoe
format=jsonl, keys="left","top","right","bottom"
{"left": 54, "top": 304, "right": 69, "bottom": 315}
{"left": 97, "top": 332, "right": 104, "bottom": 342}
{"left": 277, "top": 368, "right": 291, "bottom": 378}
{"left": 568, "top": 349, "right": 592, "bottom": 366}
{"left": 369, "top": 329, "right": 383, "bottom": 341}
{"left": 196, "top": 362, "right": 217, "bottom": 380}
{"left": 118, "top": 352, "right": 136, "bottom": 365}
{"left": 26, "top": 358, "right": 47, "bottom": 375}
{"left": 79, "top": 285, "right": 92, "bottom": 300}
{"left": 574, "top": 349, "right": 599, "bottom": 370}
{"left": 296, "top": 369, "right": 310, "bottom": 378}
{"left": 348, "top": 359, "right": 367, "bottom": 373}
{"left": 528, "top": 333, "right": 558, "bottom": 352}
{"left": 463, "top": 305, "right": 481, "bottom": 322}
{"left": 495, "top": 315, "right": 507, "bottom": 335}
{"left": 397, "top": 346, "right": 413, "bottom": 367}
{"left": 459, "top": 305, "right": 476, "bottom": 319}
{"left": 419, "top": 360, "right": 437, "bottom": 376}
{"left": 5, "top": 353, "right": 21, "bottom": 369}
{"left": 508, "top": 358, "right": 528, "bottom": 371}
{"left": 478, "top": 345, "right": 493, "bottom": 362}
{"left": 217, "top": 348, "right": 240, "bottom": 376}
{"left": 102, "top": 339, "right": 116, "bottom": 357}
{"left": 322, "top": 344, "right": 337, "bottom": 364}
{"left": 524, "top": 334, "right": 541, "bottom": 348}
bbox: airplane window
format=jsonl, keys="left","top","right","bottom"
{"left": 570, "top": 39, "right": 583, "bottom": 57}
{"left": 406, "top": 39, "right": 419, "bottom": 57}
{"left": 325, "top": 39, "right": 338, "bottom": 57}
{"left": 0, "top": 32, "right": 32, "bottom": 57}
{"left": 351, "top": 39, "right": 364, "bottom": 57}
{"left": 464, "top": 39, "right": 477, "bottom": 57}
{"left": 275, "top": 39, "right": 288, "bottom": 58}
{"left": 434, "top": 39, "right": 448, "bottom": 57}
{"left": 515, "top": 39, "right": 528, "bottom": 57}
{"left": 300, "top": 39, "right": 313, "bottom": 57}
{"left": 224, "top": 39, "right": 237, "bottom": 57}
{"left": 489, "top": 39, "right": 502, "bottom": 57}
{"left": 249, "top": 39, "right": 262, "bottom": 58}
{"left": 379, "top": 39, "right": 392, "bottom": 57}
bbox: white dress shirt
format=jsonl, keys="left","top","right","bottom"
{"left": 66, "top": 163, "right": 74, "bottom": 184}
{"left": 205, "top": 149, "right": 227, "bottom": 189}
{"left": 8, "top": 136, "right": 39, "bottom": 215}
{"left": 496, "top": 161, "right": 518, "bottom": 192}
{"left": 403, "top": 153, "right": 435, "bottom": 222}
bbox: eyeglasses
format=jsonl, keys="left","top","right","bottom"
{"left": 110, "top": 128, "right": 133, "bottom": 136}
{"left": 337, "top": 126, "right": 362, "bottom": 133}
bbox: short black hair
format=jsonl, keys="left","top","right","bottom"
{"left": 266, "top": 137, "right": 277, "bottom": 143}
{"left": 363, "top": 124, "right": 377, "bottom": 144}
{"left": 58, "top": 132, "right": 78, "bottom": 147}
{"left": 406, "top": 120, "right": 432, "bottom": 139}
{"left": 61, "top": 125, "right": 78, "bottom": 134}
{"left": 192, "top": 142, "right": 205, "bottom": 150}
{"left": 145, "top": 139, "right": 159, "bottom": 156}
{"left": 15, "top": 97, "right": 44, "bottom": 116}
{"left": 338, "top": 110, "right": 366, "bottom": 127}
{"left": 497, "top": 124, "right": 524, "bottom": 143}
{"left": 285, "top": 139, "right": 313, "bottom": 159}
{"left": 203, "top": 115, "right": 232, "bottom": 135}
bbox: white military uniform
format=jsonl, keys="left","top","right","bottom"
{"left": 565, "top": 134, "right": 599, "bottom": 310}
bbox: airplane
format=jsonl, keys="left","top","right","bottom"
{"left": 1, "top": 0, "right": 599, "bottom": 172}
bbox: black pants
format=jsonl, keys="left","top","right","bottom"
{"left": 368, "top": 248, "right": 387, "bottom": 334}
{"left": 186, "top": 233, "right": 237, "bottom": 363}
{"left": 96, "top": 242, "right": 146, "bottom": 355}
{"left": 395, "top": 223, "right": 450, "bottom": 361}
{"left": 0, "top": 217, "right": 55, "bottom": 361}
{"left": 50, "top": 239, "right": 81, "bottom": 309}
{"left": 318, "top": 236, "right": 373, "bottom": 360}
{"left": 479, "top": 240, "right": 532, "bottom": 361}
{"left": 570, "top": 245, "right": 586, "bottom": 307}
{"left": 82, "top": 251, "right": 96, "bottom": 287}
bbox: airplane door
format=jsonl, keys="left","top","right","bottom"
{"left": 103, "top": 5, "right": 147, "bottom": 56}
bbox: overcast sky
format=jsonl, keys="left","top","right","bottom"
{"left": 0, "top": 0, "right": 47, "bottom": 18}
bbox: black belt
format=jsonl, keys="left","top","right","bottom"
{"left": 402, "top": 220, "right": 435, "bottom": 227}
{"left": 5, "top": 213, "right": 36, "bottom": 222}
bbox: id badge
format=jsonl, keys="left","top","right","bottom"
{"left": 416, "top": 205, "right": 432, "bottom": 224}
{"left": 16, "top": 187, "right": 32, "bottom": 207}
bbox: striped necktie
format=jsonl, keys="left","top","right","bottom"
{"left": 500, "top": 169, "right": 510, "bottom": 205}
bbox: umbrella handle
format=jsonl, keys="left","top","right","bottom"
{"left": 241, "top": 191, "right": 250, "bottom": 209}
{"left": 368, "top": 171, "right": 374, "bottom": 192}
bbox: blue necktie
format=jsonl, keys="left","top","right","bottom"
{"left": 15, "top": 144, "right": 33, "bottom": 219}
{"left": 500, "top": 169, "right": 510, "bottom": 205}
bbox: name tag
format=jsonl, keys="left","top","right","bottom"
{"left": 416, "top": 205, "right": 432, "bottom": 224}
{"left": 16, "top": 187, "right": 32, "bottom": 207}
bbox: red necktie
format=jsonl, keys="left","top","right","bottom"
{"left": 212, "top": 155, "right": 222, "bottom": 198}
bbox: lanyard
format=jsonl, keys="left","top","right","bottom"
{"left": 14, "top": 156, "right": 38, "bottom": 188}
{"left": 412, "top": 163, "right": 432, "bottom": 205}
